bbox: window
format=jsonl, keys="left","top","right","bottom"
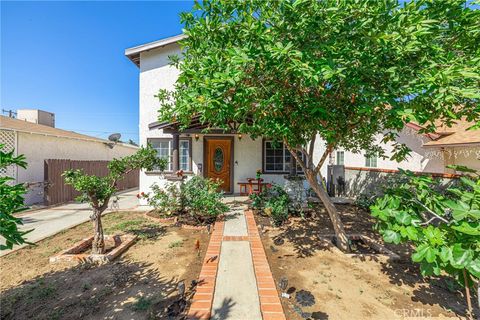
{"left": 365, "top": 153, "right": 377, "bottom": 168}
{"left": 336, "top": 151, "right": 345, "bottom": 165}
{"left": 263, "top": 140, "right": 303, "bottom": 173}
{"left": 148, "top": 138, "right": 191, "bottom": 172}
{"left": 179, "top": 140, "right": 190, "bottom": 171}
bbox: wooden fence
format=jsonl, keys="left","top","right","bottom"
{"left": 44, "top": 159, "right": 139, "bottom": 206}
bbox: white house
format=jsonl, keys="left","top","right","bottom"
{"left": 0, "top": 111, "right": 138, "bottom": 205}
{"left": 125, "top": 34, "right": 479, "bottom": 200}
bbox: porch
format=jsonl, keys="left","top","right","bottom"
{"left": 140, "top": 119, "right": 303, "bottom": 198}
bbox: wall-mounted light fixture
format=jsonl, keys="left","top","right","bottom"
{"left": 238, "top": 134, "right": 242, "bottom": 141}
{"left": 195, "top": 134, "right": 200, "bottom": 141}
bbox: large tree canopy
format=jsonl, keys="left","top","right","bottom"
{"left": 158, "top": 0, "right": 480, "bottom": 251}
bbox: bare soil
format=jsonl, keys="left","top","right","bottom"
{"left": 256, "top": 203, "right": 478, "bottom": 320}
{"left": 0, "top": 211, "right": 210, "bottom": 320}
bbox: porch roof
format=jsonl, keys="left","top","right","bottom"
{"left": 149, "top": 115, "right": 253, "bottom": 134}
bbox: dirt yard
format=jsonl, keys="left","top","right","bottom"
{"left": 256, "top": 204, "right": 478, "bottom": 320}
{"left": 0, "top": 211, "right": 210, "bottom": 320}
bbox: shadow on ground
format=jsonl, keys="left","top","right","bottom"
{"left": 263, "top": 203, "right": 478, "bottom": 319}
{"left": 0, "top": 260, "right": 190, "bottom": 320}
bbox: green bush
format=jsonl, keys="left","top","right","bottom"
{"left": 147, "top": 183, "right": 182, "bottom": 216}
{"left": 181, "top": 176, "right": 229, "bottom": 223}
{"left": 265, "top": 194, "right": 290, "bottom": 226}
{"left": 370, "top": 167, "right": 479, "bottom": 316}
{"left": 0, "top": 145, "right": 33, "bottom": 250}
{"left": 250, "top": 184, "right": 291, "bottom": 226}
{"left": 146, "top": 176, "right": 228, "bottom": 224}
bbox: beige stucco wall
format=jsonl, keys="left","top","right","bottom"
{"left": 16, "top": 132, "right": 137, "bottom": 205}
{"left": 334, "top": 128, "right": 445, "bottom": 173}
{"left": 443, "top": 147, "right": 480, "bottom": 172}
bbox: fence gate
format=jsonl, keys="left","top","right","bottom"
{"left": 44, "top": 159, "right": 139, "bottom": 206}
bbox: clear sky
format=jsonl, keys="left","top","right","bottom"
{"left": 1, "top": 1, "right": 193, "bottom": 143}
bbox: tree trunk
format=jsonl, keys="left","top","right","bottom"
{"left": 92, "top": 209, "right": 105, "bottom": 254}
{"left": 463, "top": 269, "right": 473, "bottom": 320}
{"left": 305, "top": 170, "right": 350, "bottom": 252}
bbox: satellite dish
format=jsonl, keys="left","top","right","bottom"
{"left": 108, "top": 133, "right": 121, "bottom": 142}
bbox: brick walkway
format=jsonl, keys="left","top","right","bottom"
{"left": 187, "top": 206, "right": 286, "bottom": 320}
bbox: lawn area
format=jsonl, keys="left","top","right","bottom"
{"left": 0, "top": 211, "right": 210, "bottom": 320}
{"left": 256, "top": 204, "right": 478, "bottom": 320}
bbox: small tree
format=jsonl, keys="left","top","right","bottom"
{"left": 370, "top": 168, "right": 479, "bottom": 318}
{"left": 157, "top": 0, "right": 480, "bottom": 251}
{"left": 0, "top": 145, "right": 32, "bottom": 250}
{"left": 63, "top": 146, "right": 167, "bottom": 254}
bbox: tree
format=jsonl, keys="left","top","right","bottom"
{"left": 0, "top": 145, "right": 32, "bottom": 250}
{"left": 63, "top": 146, "right": 167, "bottom": 254}
{"left": 370, "top": 167, "right": 479, "bottom": 319}
{"left": 157, "top": 0, "right": 480, "bottom": 251}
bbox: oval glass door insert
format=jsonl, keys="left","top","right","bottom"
{"left": 214, "top": 147, "right": 224, "bottom": 172}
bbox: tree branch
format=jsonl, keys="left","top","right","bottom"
{"left": 308, "top": 133, "right": 316, "bottom": 169}
{"left": 314, "top": 144, "right": 333, "bottom": 174}
{"left": 284, "top": 139, "right": 307, "bottom": 172}
{"left": 414, "top": 199, "right": 451, "bottom": 225}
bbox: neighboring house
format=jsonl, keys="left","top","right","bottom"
{"left": 333, "top": 121, "right": 480, "bottom": 173}
{"left": 0, "top": 110, "right": 138, "bottom": 205}
{"left": 125, "top": 34, "right": 479, "bottom": 200}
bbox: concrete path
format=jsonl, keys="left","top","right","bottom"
{"left": 188, "top": 203, "right": 286, "bottom": 320}
{"left": 0, "top": 189, "right": 139, "bottom": 256}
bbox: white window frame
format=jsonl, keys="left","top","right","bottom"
{"left": 263, "top": 140, "right": 304, "bottom": 174}
{"left": 147, "top": 138, "right": 191, "bottom": 172}
{"left": 365, "top": 153, "right": 377, "bottom": 168}
{"left": 336, "top": 151, "right": 345, "bottom": 165}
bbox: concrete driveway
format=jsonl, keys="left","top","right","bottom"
{"left": 0, "top": 189, "right": 140, "bottom": 256}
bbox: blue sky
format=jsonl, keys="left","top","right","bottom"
{"left": 1, "top": 1, "right": 193, "bottom": 143}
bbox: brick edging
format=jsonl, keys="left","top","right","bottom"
{"left": 245, "top": 210, "right": 286, "bottom": 320}
{"left": 187, "top": 219, "right": 224, "bottom": 320}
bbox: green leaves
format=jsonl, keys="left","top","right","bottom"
{"left": 64, "top": 145, "right": 166, "bottom": 210}
{"left": 450, "top": 244, "right": 473, "bottom": 269}
{"left": 158, "top": 0, "right": 480, "bottom": 163}
{"left": 383, "top": 230, "right": 401, "bottom": 244}
{"left": 0, "top": 144, "right": 33, "bottom": 250}
{"left": 451, "top": 222, "right": 480, "bottom": 236}
{"left": 370, "top": 169, "right": 480, "bottom": 288}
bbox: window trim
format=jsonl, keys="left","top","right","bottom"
{"left": 365, "top": 153, "right": 378, "bottom": 168}
{"left": 146, "top": 137, "right": 193, "bottom": 173}
{"left": 261, "top": 139, "right": 304, "bottom": 174}
{"left": 336, "top": 151, "right": 345, "bottom": 166}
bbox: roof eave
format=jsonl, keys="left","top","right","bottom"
{"left": 125, "top": 34, "right": 186, "bottom": 67}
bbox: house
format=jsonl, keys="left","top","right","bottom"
{"left": 125, "top": 34, "right": 479, "bottom": 201}
{"left": 0, "top": 110, "right": 138, "bottom": 205}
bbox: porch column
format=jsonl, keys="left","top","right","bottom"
{"left": 172, "top": 132, "right": 180, "bottom": 172}
{"left": 289, "top": 151, "right": 297, "bottom": 176}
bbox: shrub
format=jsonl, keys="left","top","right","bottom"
{"left": 370, "top": 167, "right": 480, "bottom": 317}
{"left": 181, "top": 176, "right": 228, "bottom": 223}
{"left": 147, "top": 183, "right": 182, "bottom": 216}
{"left": 250, "top": 184, "right": 291, "bottom": 226}
{"left": 146, "top": 176, "right": 228, "bottom": 224}
{"left": 265, "top": 194, "right": 290, "bottom": 226}
{"left": 0, "top": 145, "right": 32, "bottom": 250}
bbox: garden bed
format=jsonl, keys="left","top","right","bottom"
{"left": 0, "top": 211, "right": 210, "bottom": 320}
{"left": 255, "top": 203, "right": 478, "bottom": 319}
{"left": 49, "top": 234, "right": 137, "bottom": 264}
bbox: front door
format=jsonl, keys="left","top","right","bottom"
{"left": 205, "top": 137, "right": 232, "bottom": 193}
